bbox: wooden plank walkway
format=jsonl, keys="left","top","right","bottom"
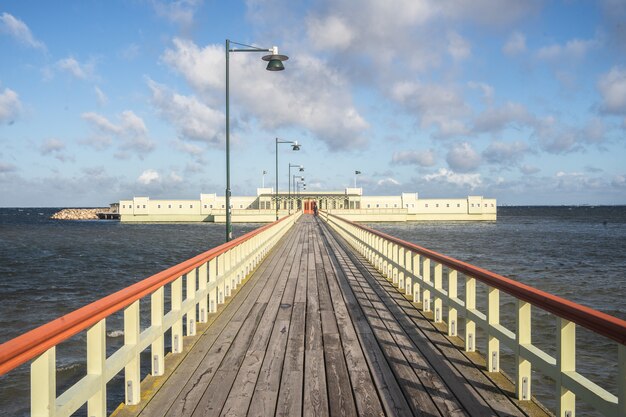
{"left": 114, "top": 216, "right": 548, "bottom": 417}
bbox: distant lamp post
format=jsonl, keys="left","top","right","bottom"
{"left": 262, "top": 170, "right": 267, "bottom": 188}
{"left": 288, "top": 163, "right": 304, "bottom": 214}
{"left": 293, "top": 175, "right": 304, "bottom": 210}
{"left": 225, "top": 39, "right": 288, "bottom": 242}
{"left": 354, "top": 170, "right": 362, "bottom": 188}
{"left": 275, "top": 138, "right": 300, "bottom": 220}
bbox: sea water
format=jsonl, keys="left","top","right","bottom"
{"left": 0, "top": 206, "right": 624, "bottom": 416}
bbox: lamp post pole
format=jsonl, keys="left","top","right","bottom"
{"left": 354, "top": 170, "right": 361, "bottom": 188}
{"left": 224, "top": 39, "right": 288, "bottom": 242}
{"left": 275, "top": 138, "right": 300, "bottom": 220}
{"left": 288, "top": 163, "right": 303, "bottom": 214}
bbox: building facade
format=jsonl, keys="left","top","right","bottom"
{"left": 119, "top": 188, "right": 496, "bottom": 222}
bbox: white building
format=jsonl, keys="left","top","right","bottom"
{"left": 119, "top": 188, "right": 496, "bottom": 222}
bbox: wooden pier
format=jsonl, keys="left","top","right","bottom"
{"left": 112, "top": 216, "right": 547, "bottom": 417}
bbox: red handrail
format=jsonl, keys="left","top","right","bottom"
{"left": 327, "top": 213, "right": 626, "bottom": 346}
{"left": 0, "top": 216, "right": 291, "bottom": 375}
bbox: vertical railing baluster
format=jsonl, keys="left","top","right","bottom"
{"left": 412, "top": 252, "right": 421, "bottom": 303}
{"left": 557, "top": 318, "right": 576, "bottom": 417}
{"left": 448, "top": 270, "right": 457, "bottom": 336}
{"left": 391, "top": 243, "right": 398, "bottom": 285}
{"left": 186, "top": 269, "right": 196, "bottom": 336}
{"left": 226, "top": 249, "right": 233, "bottom": 297}
{"left": 31, "top": 347, "right": 56, "bottom": 417}
{"left": 151, "top": 287, "right": 164, "bottom": 376}
{"left": 209, "top": 258, "right": 217, "bottom": 313}
{"left": 617, "top": 343, "right": 626, "bottom": 417}
{"left": 124, "top": 300, "right": 140, "bottom": 405}
{"left": 422, "top": 257, "right": 431, "bottom": 312}
{"left": 398, "top": 247, "right": 405, "bottom": 292}
{"left": 434, "top": 263, "right": 442, "bottom": 322}
{"left": 87, "top": 319, "right": 106, "bottom": 417}
{"left": 516, "top": 300, "right": 531, "bottom": 400}
{"left": 487, "top": 286, "right": 500, "bottom": 372}
{"left": 171, "top": 276, "right": 183, "bottom": 353}
{"left": 198, "top": 263, "right": 208, "bottom": 323}
{"left": 404, "top": 250, "right": 412, "bottom": 296}
{"left": 217, "top": 254, "right": 225, "bottom": 305}
{"left": 465, "top": 276, "right": 476, "bottom": 352}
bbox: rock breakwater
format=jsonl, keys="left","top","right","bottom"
{"left": 51, "top": 208, "right": 108, "bottom": 220}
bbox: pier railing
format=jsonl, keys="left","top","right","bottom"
{"left": 322, "top": 212, "right": 626, "bottom": 417}
{"left": 0, "top": 212, "right": 300, "bottom": 417}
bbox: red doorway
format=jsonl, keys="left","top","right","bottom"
{"left": 303, "top": 200, "right": 317, "bottom": 214}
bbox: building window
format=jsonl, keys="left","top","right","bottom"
{"left": 471, "top": 204, "right": 474, "bottom": 207}
{"left": 457, "top": 204, "right": 460, "bottom": 207}
{"left": 367, "top": 204, "right": 371, "bottom": 208}
{"left": 122, "top": 205, "right": 125, "bottom": 208}
{"left": 190, "top": 205, "right": 193, "bottom": 208}
{"left": 411, "top": 204, "right": 414, "bottom": 208}
{"left": 394, "top": 204, "right": 397, "bottom": 208}
{"left": 376, "top": 204, "right": 379, "bottom": 208}
{"left": 204, "top": 204, "right": 207, "bottom": 208}
{"left": 210, "top": 205, "right": 213, "bottom": 209}
{"left": 239, "top": 205, "right": 243, "bottom": 208}
{"left": 129, "top": 205, "right": 133, "bottom": 208}
{"left": 446, "top": 204, "right": 449, "bottom": 208}
{"left": 425, "top": 204, "right": 428, "bottom": 208}
{"left": 168, "top": 205, "right": 172, "bottom": 209}
{"left": 222, "top": 205, "right": 225, "bottom": 208}
{"left": 157, "top": 205, "right": 161, "bottom": 209}
{"left": 143, "top": 205, "right": 146, "bottom": 208}
{"left": 491, "top": 204, "right": 494, "bottom": 207}
{"left": 436, "top": 204, "right": 439, "bottom": 208}
{"left": 179, "top": 205, "right": 182, "bottom": 209}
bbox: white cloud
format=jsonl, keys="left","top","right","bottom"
{"left": 439, "top": 0, "right": 540, "bottom": 26}
{"left": 447, "top": 31, "right": 471, "bottom": 61}
{"left": 0, "top": 12, "right": 45, "bottom": 50}
{"left": 94, "top": 86, "right": 108, "bottom": 106}
{"left": 40, "top": 138, "right": 74, "bottom": 162}
{"left": 424, "top": 168, "right": 482, "bottom": 189}
{"left": 446, "top": 142, "right": 481, "bottom": 172}
{"left": 56, "top": 57, "right": 94, "bottom": 80}
{"left": 160, "top": 39, "right": 369, "bottom": 150}
{"left": 151, "top": 0, "right": 202, "bottom": 27}
{"left": 391, "top": 81, "right": 469, "bottom": 138}
{"left": 473, "top": 102, "right": 533, "bottom": 133}
{"left": 148, "top": 80, "right": 224, "bottom": 145}
{"left": 503, "top": 31, "right": 526, "bottom": 55}
{"left": 520, "top": 164, "right": 540, "bottom": 175}
{"left": 0, "top": 87, "right": 21, "bottom": 125}
{"left": 138, "top": 169, "right": 160, "bottom": 185}
{"left": 536, "top": 38, "right": 598, "bottom": 61}
{"left": 377, "top": 177, "right": 401, "bottom": 186}
{"left": 0, "top": 161, "right": 17, "bottom": 173}
{"left": 307, "top": 15, "right": 354, "bottom": 50}
{"left": 598, "top": 66, "right": 626, "bottom": 115}
{"left": 482, "top": 140, "right": 529, "bottom": 165}
{"left": 391, "top": 150, "right": 436, "bottom": 167}
{"left": 467, "top": 81, "right": 494, "bottom": 104}
{"left": 82, "top": 111, "right": 154, "bottom": 154}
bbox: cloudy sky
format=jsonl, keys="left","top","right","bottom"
{"left": 1, "top": 0, "right": 625, "bottom": 206}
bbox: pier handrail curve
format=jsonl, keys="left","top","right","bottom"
{"left": 0, "top": 215, "right": 291, "bottom": 376}
{"left": 326, "top": 212, "right": 626, "bottom": 345}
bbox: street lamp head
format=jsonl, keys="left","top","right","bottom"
{"left": 291, "top": 141, "right": 301, "bottom": 151}
{"left": 262, "top": 47, "right": 289, "bottom": 71}
{"left": 299, "top": 166, "right": 304, "bottom": 171}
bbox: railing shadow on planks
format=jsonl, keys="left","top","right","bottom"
{"left": 321, "top": 211, "right": 626, "bottom": 417}
{"left": 0, "top": 212, "right": 301, "bottom": 417}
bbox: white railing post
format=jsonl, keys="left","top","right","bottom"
{"left": 422, "top": 258, "right": 431, "bottom": 312}
{"left": 217, "top": 255, "right": 225, "bottom": 305}
{"left": 412, "top": 252, "right": 421, "bottom": 303}
{"left": 209, "top": 258, "right": 217, "bottom": 313}
{"left": 487, "top": 286, "right": 500, "bottom": 372}
{"left": 87, "top": 319, "right": 106, "bottom": 417}
{"left": 151, "top": 287, "right": 164, "bottom": 376}
{"left": 404, "top": 250, "right": 413, "bottom": 296}
{"left": 516, "top": 300, "right": 531, "bottom": 401}
{"left": 124, "top": 300, "right": 140, "bottom": 405}
{"left": 31, "top": 347, "right": 56, "bottom": 417}
{"left": 198, "top": 263, "right": 208, "bottom": 323}
{"left": 434, "top": 263, "right": 443, "bottom": 323}
{"left": 465, "top": 276, "right": 476, "bottom": 352}
{"left": 171, "top": 276, "right": 183, "bottom": 353}
{"left": 186, "top": 269, "right": 197, "bottom": 336}
{"left": 617, "top": 343, "right": 626, "bottom": 417}
{"left": 398, "top": 247, "right": 405, "bottom": 290}
{"left": 557, "top": 318, "right": 576, "bottom": 417}
{"left": 448, "top": 270, "right": 457, "bottom": 336}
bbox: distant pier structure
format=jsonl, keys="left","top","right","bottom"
{"left": 119, "top": 188, "right": 497, "bottom": 222}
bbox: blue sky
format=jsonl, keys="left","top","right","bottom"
{"left": 1, "top": 0, "right": 625, "bottom": 206}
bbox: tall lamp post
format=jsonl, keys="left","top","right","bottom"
{"left": 354, "top": 170, "right": 362, "bottom": 188}
{"left": 225, "top": 39, "right": 288, "bottom": 242}
{"left": 275, "top": 138, "right": 300, "bottom": 220}
{"left": 293, "top": 175, "right": 304, "bottom": 210}
{"left": 288, "top": 163, "right": 304, "bottom": 214}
